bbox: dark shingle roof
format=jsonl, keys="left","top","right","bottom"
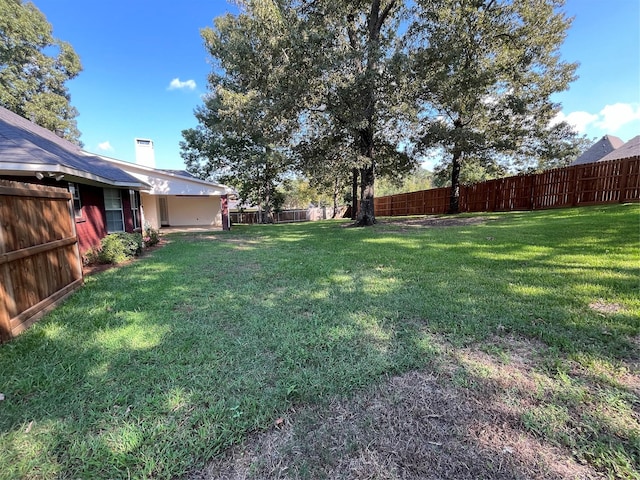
{"left": 571, "top": 135, "right": 624, "bottom": 166}
{"left": 159, "top": 169, "right": 199, "bottom": 179}
{"left": 0, "top": 107, "right": 146, "bottom": 188}
{"left": 599, "top": 135, "right": 640, "bottom": 162}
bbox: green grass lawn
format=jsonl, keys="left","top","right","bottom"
{"left": 1, "top": 204, "right": 638, "bottom": 479}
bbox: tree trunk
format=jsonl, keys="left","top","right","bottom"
{"left": 351, "top": 167, "right": 358, "bottom": 220}
{"left": 264, "top": 187, "right": 274, "bottom": 223}
{"left": 332, "top": 177, "right": 339, "bottom": 218}
{"left": 357, "top": 164, "right": 375, "bottom": 225}
{"left": 449, "top": 150, "right": 462, "bottom": 214}
{"left": 356, "top": 127, "right": 375, "bottom": 226}
{"left": 350, "top": 0, "right": 396, "bottom": 226}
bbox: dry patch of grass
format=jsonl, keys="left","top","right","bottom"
{"left": 374, "top": 215, "right": 492, "bottom": 233}
{"left": 589, "top": 300, "right": 625, "bottom": 315}
{"left": 190, "top": 334, "right": 633, "bottom": 480}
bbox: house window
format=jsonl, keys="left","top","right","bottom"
{"left": 130, "top": 190, "right": 140, "bottom": 230}
{"left": 68, "top": 182, "right": 82, "bottom": 218}
{"left": 104, "top": 188, "right": 124, "bottom": 232}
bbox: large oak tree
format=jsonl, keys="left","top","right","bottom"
{"left": 409, "top": 0, "right": 579, "bottom": 213}
{"left": 295, "top": 0, "right": 415, "bottom": 225}
{"left": 180, "top": 1, "right": 297, "bottom": 221}
{"left": 183, "top": 0, "right": 415, "bottom": 225}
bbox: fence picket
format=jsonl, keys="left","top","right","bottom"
{"left": 374, "top": 157, "right": 640, "bottom": 217}
{"left": 0, "top": 180, "right": 83, "bottom": 342}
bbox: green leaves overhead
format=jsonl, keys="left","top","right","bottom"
{"left": 0, "top": 0, "right": 82, "bottom": 143}
{"left": 181, "top": 1, "right": 298, "bottom": 220}
{"left": 182, "top": 0, "right": 581, "bottom": 220}
{"left": 409, "top": 0, "right": 580, "bottom": 212}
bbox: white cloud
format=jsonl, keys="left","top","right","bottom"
{"left": 97, "top": 141, "right": 114, "bottom": 152}
{"left": 596, "top": 103, "right": 640, "bottom": 132}
{"left": 553, "top": 102, "right": 640, "bottom": 135}
{"left": 552, "top": 110, "right": 598, "bottom": 133}
{"left": 168, "top": 78, "right": 197, "bottom": 91}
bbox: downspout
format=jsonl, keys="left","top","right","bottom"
{"left": 137, "top": 191, "right": 145, "bottom": 232}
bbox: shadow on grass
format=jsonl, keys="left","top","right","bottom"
{"left": 0, "top": 205, "right": 638, "bottom": 478}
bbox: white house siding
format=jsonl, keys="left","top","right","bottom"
{"left": 167, "top": 196, "right": 222, "bottom": 227}
{"left": 140, "top": 192, "right": 160, "bottom": 229}
{"left": 96, "top": 156, "right": 231, "bottom": 230}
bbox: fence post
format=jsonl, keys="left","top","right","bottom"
{"left": 529, "top": 173, "right": 537, "bottom": 210}
{"left": 0, "top": 213, "right": 15, "bottom": 342}
{"left": 618, "top": 157, "right": 631, "bottom": 203}
{"left": 570, "top": 166, "right": 579, "bottom": 206}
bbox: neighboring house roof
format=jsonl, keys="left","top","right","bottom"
{"left": 599, "top": 135, "right": 640, "bottom": 162}
{"left": 96, "top": 154, "right": 234, "bottom": 196}
{"left": 571, "top": 134, "right": 624, "bottom": 166}
{"left": 0, "top": 106, "right": 147, "bottom": 189}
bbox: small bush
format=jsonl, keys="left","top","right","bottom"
{"left": 143, "top": 225, "right": 160, "bottom": 248}
{"left": 113, "top": 232, "right": 143, "bottom": 257}
{"left": 83, "top": 247, "right": 100, "bottom": 266}
{"left": 97, "top": 232, "right": 142, "bottom": 264}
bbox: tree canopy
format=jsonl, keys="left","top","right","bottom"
{"left": 408, "top": 0, "right": 580, "bottom": 212}
{"left": 183, "top": 0, "right": 582, "bottom": 222}
{"left": 0, "top": 0, "right": 83, "bottom": 143}
{"left": 180, "top": 1, "right": 300, "bottom": 221}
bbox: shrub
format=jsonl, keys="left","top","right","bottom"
{"left": 83, "top": 247, "right": 100, "bottom": 266}
{"left": 97, "top": 232, "right": 142, "bottom": 264}
{"left": 143, "top": 225, "right": 160, "bottom": 248}
{"left": 114, "top": 232, "right": 143, "bottom": 257}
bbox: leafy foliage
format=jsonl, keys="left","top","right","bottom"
{"left": 143, "top": 225, "right": 160, "bottom": 248}
{"left": 180, "top": 2, "right": 298, "bottom": 222}
{"left": 184, "top": 0, "right": 583, "bottom": 222}
{"left": 87, "top": 233, "right": 142, "bottom": 265}
{"left": 0, "top": 0, "right": 82, "bottom": 143}
{"left": 293, "top": 0, "right": 416, "bottom": 225}
{"left": 182, "top": 0, "right": 416, "bottom": 225}
{"left": 408, "top": 0, "right": 581, "bottom": 212}
{"left": 376, "top": 165, "right": 434, "bottom": 196}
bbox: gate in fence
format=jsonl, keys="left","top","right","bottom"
{"left": 0, "top": 180, "right": 83, "bottom": 342}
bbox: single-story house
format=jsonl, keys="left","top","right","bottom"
{"left": 97, "top": 139, "right": 233, "bottom": 231}
{"left": 598, "top": 135, "right": 640, "bottom": 162}
{"left": 571, "top": 135, "right": 624, "bottom": 165}
{"left": 0, "top": 106, "right": 231, "bottom": 256}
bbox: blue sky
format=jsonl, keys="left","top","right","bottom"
{"left": 33, "top": 0, "right": 640, "bottom": 171}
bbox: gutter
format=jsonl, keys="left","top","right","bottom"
{"left": 0, "top": 162, "right": 150, "bottom": 190}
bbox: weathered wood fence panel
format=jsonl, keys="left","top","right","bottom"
{"left": 374, "top": 157, "right": 640, "bottom": 217}
{"left": 0, "top": 180, "right": 83, "bottom": 342}
{"left": 230, "top": 208, "right": 314, "bottom": 224}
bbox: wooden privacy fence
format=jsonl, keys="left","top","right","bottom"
{"left": 231, "top": 208, "right": 313, "bottom": 224}
{"left": 0, "top": 180, "right": 83, "bottom": 342}
{"left": 375, "top": 157, "right": 640, "bottom": 217}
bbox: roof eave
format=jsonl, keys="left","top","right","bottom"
{"left": 92, "top": 153, "right": 232, "bottom": 190}
{"left": 0, "top": 162, "right": 150, "bottom": 190}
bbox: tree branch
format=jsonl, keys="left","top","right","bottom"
{"left": 377, "top": 0, "right": 398, "bottom": 32}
